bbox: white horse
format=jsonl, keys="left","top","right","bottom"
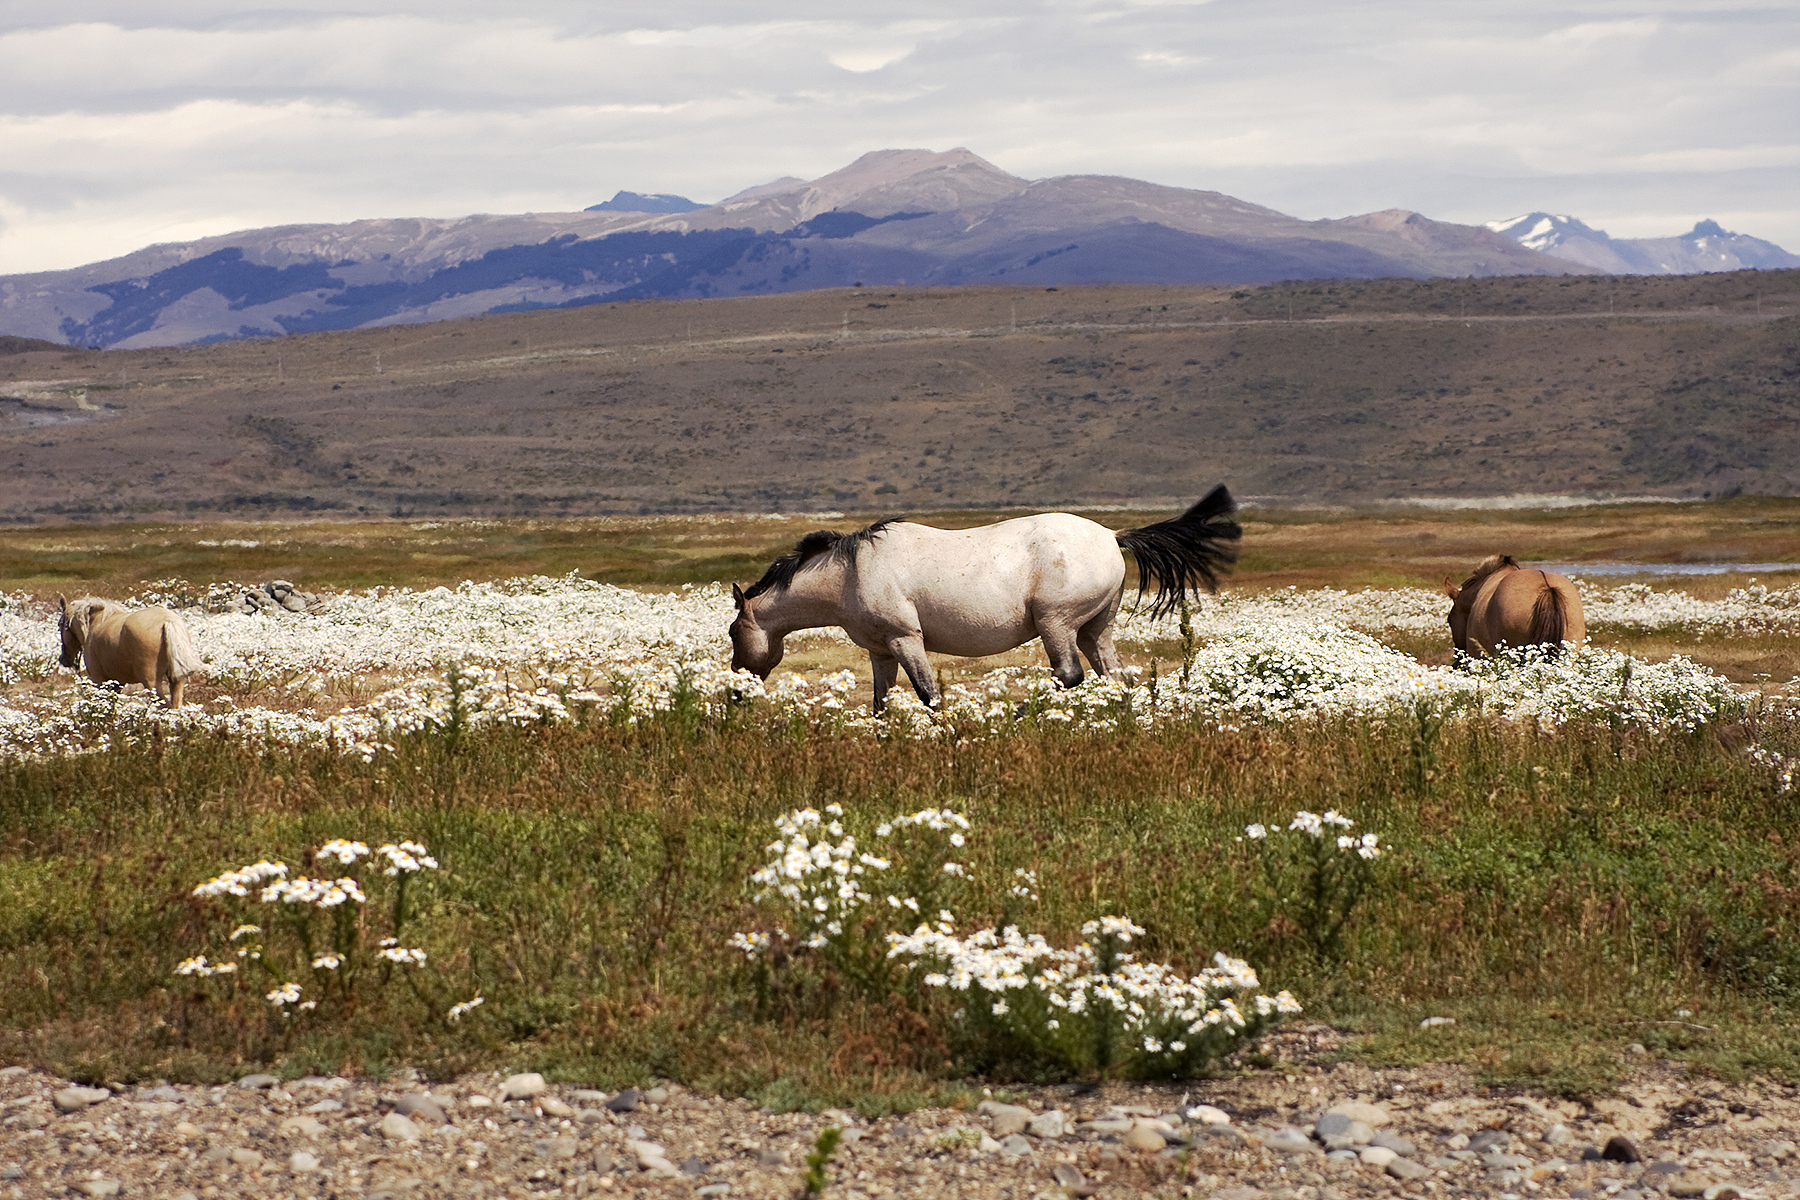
{"left": 730, "top": 487, "right": 1239, "bottom": 712}
{"left": 58, "top": 595, "right": 204, "bottom": 708}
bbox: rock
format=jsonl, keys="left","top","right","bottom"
{"left": 1545, "top": 1123, "right": 1573, "bottom": 1145}
{"left": 281, "top": 594, "right": 308, "bottom": 612}
{"left": 174, "top": 1121, "right": 203, "bottom": 1137}
{"left": 1420, "top": 1016, "right": 1456, "bottom": 1028}
{"left": 1361, "top": 1145, "right": 1398, "bottom": 1167}
{"left": 697, "top": 1187, "right": 730, "bottom": 1198}
{"left": 979, "top": 1101, "right": 1033, "bottom": 1137}
{"left": 290, "top": 1150, "right": 320, "bottom": 1172}
{"left": 1327, "top": 1149, "right": 1360, "bottom": 1163}
{"left": 229, "top": 1147, "right": 265, "bottom": 1168}
{"left": 52, "top": 1086, "right": 111, "bottom": 1112}
{"left": 538, "top": 1096, "right": 574, "bottom": 1118}
{"left": 1386, "top": 1156, "right": 1432, "bottom": 1181}
{"left": 0, "top": 1066, "right": 26, "bottom": 1077}
{"left": 303, "top": 1098, "right": 343, "bottom": 1114}
{"left": 380, "top": 1112, "right": 422, "bottom": 1142}
{"left": 1188, "top": 1104, "right": 1232, "bottom": 1125}
{"left": 978, "top": 1134, "right": 1002, "bottom": 1153}
{"left": 1122, "top": 1124, "right": 1166, "bottom": 1153}
{"left": 73, "top": 1183, "right": 121, "bottom": 1198}
{"left": 1467, "top": 1130, "right": 1511, "bottom": 1154}
{"left": 1482, "top": 1151, "right": 1532, "bottom": 1169}
{"left": 572, "top": 1089, "right": 609, "bottom": 1104}
{"left": 1703, "top": 1186, "right": 1744, "bottom": 1200}
{"left": 1028, "top": 1109, "right": 1066, "bottom": 1139}
{"left": 237, "top": 1073, "right": 280, "bottom": 1090}
{"left": 393, "top": 1094, "right": 447, "bottom": 1125}
{"left": 1052, "top": 1162, "right": 1096, "bottom": 1195}
{"left": 1321, "top": 1117, "right": 1374, "bottom": 1150}
{"left": 501, "top": 1073, "right": 547, "bottom": 1100}
{"left": 0, "top": 1166, "right": 21, "bottom": 1181}
{"left": 1314, "top": 1112, "right": 1354, "bottom": 1140}
{"left": 630, "top": 1139, "right": 678, "bottom": 1175}
{"left": 279, "top": 1115, "right": 326, "bottom": 1137}
{"left": 1665, "top": 1175, "right": 1710, "bottom": 1198}
{"left": 1369, "top": 1130, "right": 1415, "bottom": 1155}
{"left": 1603, "top": 1135, "right": 1643, "bottom": 1163}
{"left": 1757, "top": 1140, "right": 1797, "bottom": 1160}
{"left": 644, "top": 1086, "right": 670, "bottom": 1104}
{"left": 999, "top": 1134, "right": 1033, "bottom": 1157}
{"left": 549, "top": 1135, "right": 579, "bottom": 1159}
{"left": 605, "top": 1088, "right": 641, "bottom": 1112}
{"left": 1444, "top": 1132, "right": 1470, "bottom": 1149}
{"left": 578, "top": 1109, "right": 605, "bottom": 1123}
{"left": 1265, "top": 1127, "right": 1323, "bottom": 1157}
{"left": 1081, "top": 1117, "right": 1134, "bottom": 1135}
{"left": 1327, "top": 1101, "right": 1392, "bottom": 1127}
{"left": 1625, "top": 1042, "right": 1649, "bottom": 1056}
{"left": 466, "top": 1094, "right": 492, "bottom": 1107}
{"left": 681, "top": 1156, "right": 708, "bottom": 1175}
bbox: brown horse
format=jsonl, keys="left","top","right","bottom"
{"left": 1442, "top": 555, "right": 1585, "bottom": 661}
{"left": 58, "top": 595, "right": 204, "bottom": 708}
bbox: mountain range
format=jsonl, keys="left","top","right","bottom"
{"left": 1486, "top": 213, "right": 1800, "bottom": 275}
{"left": 0, "top": 147, "right": 1790, "bottom": 350}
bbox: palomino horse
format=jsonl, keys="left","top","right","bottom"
{"left": 730, "top": 486, "right": 1240, "bottom": 712}
{"left": 1442, "top": 555, "right": 1585, "bottom": 661}
{"left": 58, "top": 595, "right": 204, "bottom": 708}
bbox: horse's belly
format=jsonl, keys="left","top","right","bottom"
{"left": 919, "top": 619, "right": 1037, "bottom": 658}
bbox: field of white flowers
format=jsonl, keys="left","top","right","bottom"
{"left": 1, "top": 573, "right": 1795, "bottom": 762}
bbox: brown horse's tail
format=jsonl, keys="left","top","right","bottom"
{"left": 1527, "top": 574, "right": 1569, "bottom": 654}
{"left": 158, "top": 617, "right": 204, "bottom": 682}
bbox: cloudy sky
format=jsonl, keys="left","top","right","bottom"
{"left": 1, "top": 0, "right": 1795, "bottom": 275}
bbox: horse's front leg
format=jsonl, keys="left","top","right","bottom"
{"left": 868, "top": 652, "right": 900, "bottom": 714}
{"left": 887, "top": 636, "right": 940, "bottom": 709}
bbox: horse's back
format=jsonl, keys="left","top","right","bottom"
{"left": 1475, "top": 568, "right": 1584, "bottom": 652}
{"left": 856, "top": 515, "right": 1124, "bottom": 655}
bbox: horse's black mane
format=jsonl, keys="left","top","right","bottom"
{"left": 743, "top": 519, "right": 898, "bottom": 599}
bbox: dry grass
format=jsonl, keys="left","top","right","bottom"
{"left": 4, "top": 271, "right": 1798, "bottom": 523}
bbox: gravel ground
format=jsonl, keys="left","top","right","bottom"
{"left": 5, "top": 1035, "right": 1800, "bottom": 1200}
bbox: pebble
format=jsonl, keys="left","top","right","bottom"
{"left": 501, "top": 1072, "right": 547, "bottom": 1100}
{"left": 52, "top": 1086, "right": 111, "bottom": 1113}
{"left": 1327, "top": 1101, "right": 1391, "bottom": 1127}
{"left": 606, "top": 1087, "right": 642, "bottom": 1112}
{"left": 1386, "top": 1155, "right": 1432, "bottom": 1180}
{"left": 393, "top": 1094, "right": 447, "bottom": 1124}
{"left": 1028, "top": 1109, "right": 1067, "bottom": 1139}
{"left": 237, "top": 1073, "right": 280, "bottom": 1090}
{"left": 279, "top": 1115, "right": 326, "bottom": 1137}
{"left": 644, "top": 1086, "right": 670, "bottom": 1104}
{"left": 228, "top": 1148, "right": 264, "bottom": 1168}
{"left": 1188, "top": 1104, "right": 1232, "bottom": 1125}
{"left": 1122, "top": 1123, "right": 1166, "bottom": 1153}
{"left": 380, "top": 1112, "right": 422, "bottom": 1142}
{"left": 1266, "top": 1127, "right": 1324, "bottom": 1156}
{"left": 998, "top": 1134, "right": 1033, "bottom": 1157}
{"left": 979, "top": 1100, "right": 1033, "bottom": 1137}
{"left": 1605, "top": 1135, "right": 1645, "bottom": 1163}
{"left": 1360, "top": 1145, "right": 1398, "bottom": 1167}
{"left": 73, "top": 1182, "right": 121, "bottom": 1198}
{"left": 1369, "top": 1129, "right": 1415, "bottom": 1155}
{"left": 290, "top": 1150, "right": 319, "bottom": 1172}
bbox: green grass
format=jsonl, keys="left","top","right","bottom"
{"left": 3, "top": 697, "right": 1798, "bottom": 1103}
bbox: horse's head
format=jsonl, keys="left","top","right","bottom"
{"left": 728, "top": 584, "right": 784, "bottom": 679}
{"left": 56, "top": 594, "right": 87, "bottom": 669}
{"left": 1441, "top": 576, "right": 1473, "bottom": 657}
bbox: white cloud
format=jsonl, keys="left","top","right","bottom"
{"left": 0, "top": 1, "right": 1795, "bottom": 274}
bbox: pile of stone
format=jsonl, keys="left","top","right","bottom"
{"left": 217, "top": 581, "right": 323, "bottom": 616}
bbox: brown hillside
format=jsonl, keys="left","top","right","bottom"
{"left": 1, "top": 271, "right": 1795, "bottom": 522}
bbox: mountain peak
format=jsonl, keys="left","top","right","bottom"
{"left": 1689, "top": 218, "right": 1727, "bottom": 239}
{"left": 585, "top": 191, "right": 704, "bottom": 214}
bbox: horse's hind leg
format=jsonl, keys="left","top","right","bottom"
{"left": 1038, "top": 625, "right": 1085, "bottom": 691}
{"left": 1076, "top": 611, "right": 1122, "bottom": 677}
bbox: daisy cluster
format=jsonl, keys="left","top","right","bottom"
{"left": 180, "top": 838, "right": 471, "bottom": 1022}
{"left": 886, "top": 918, "right": 1300, "bottom": 1074}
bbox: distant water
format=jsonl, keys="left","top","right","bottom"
{"left": 1535, "top": 562, "right": 1798, "bottom": 576}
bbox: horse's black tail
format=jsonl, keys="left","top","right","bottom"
{"left": 1115, "top": 485, "right": 1241, "bottom": 619}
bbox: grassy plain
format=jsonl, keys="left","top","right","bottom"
{"left": 3, "top": 270, "right": 1798, "bottom": 523}
{"left": 2, "top": 505, "right": 1799, "bottom": 1103}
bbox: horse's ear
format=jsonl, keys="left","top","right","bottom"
{"left": 1442, "top": 577, "right": 1461, "bottom": 600}
{"left": 57, "top": 593, "right": 68, "bottom": 614}
{"left": 731, "top": 583, "right": 746, "bottom": 609}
